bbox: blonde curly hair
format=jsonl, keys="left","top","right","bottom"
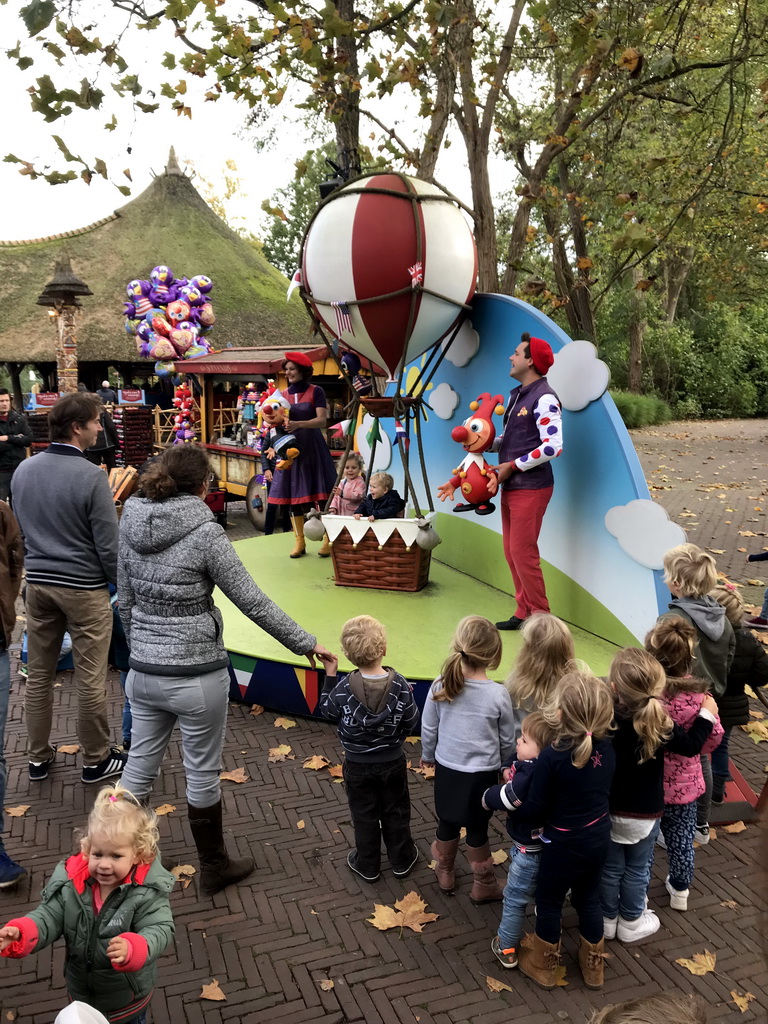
{"left": 80, "top": 785, "right": 159, "bottom": 863}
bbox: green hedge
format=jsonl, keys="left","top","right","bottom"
{"left": 609, "top": 390, "right": 672, "bottom": 429}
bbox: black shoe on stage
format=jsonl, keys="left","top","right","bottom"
{"left": 475, "top": 503, "right": 496, "bottom": 516}
{"left": 452, "top": 503, "right": 476, "bottom": 513}
{"left": 496, "top": 616, "right": 526, "bottom": 631}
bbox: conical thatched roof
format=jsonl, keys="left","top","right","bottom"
{"left": 0, "top": 152, "right": 311, "bottom": 363}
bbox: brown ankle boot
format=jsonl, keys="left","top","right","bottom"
{"left": 578, "top": 935, "right": 607, "bottom": 989}
{"left": 465, "top": 842, "right": 504, "bottom": 904}
{"left": 518, "top": 932, "right": 562, "bottom": 989}
{"left": 289, "top": 514, "right": 306, "bottom": 558}
{"left": 430, "top": 837, "right": 459, "bottom": 894}
{"left": 317, "top": 532, "right": 331, "bottom": 557}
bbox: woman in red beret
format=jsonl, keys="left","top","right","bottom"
{"left": 267, "top": 352, "right": 338, "bottom": 557}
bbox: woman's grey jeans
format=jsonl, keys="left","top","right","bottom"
{"left": 121, "top": 666, "right": 230, "bottom": 807}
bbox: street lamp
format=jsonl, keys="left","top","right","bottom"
{"left": 36, "top": 255, "right": 93, "bottom": 395}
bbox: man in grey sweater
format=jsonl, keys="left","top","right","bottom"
{"left": 12, "top": 392, "right": 127, "bottom": 785}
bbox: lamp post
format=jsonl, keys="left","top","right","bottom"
{"left": 36, "top": 255, "right": 93, "bottom": 395}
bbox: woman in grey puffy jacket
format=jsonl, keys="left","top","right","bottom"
{"left": 118, "top": 445, "right": 334, "bottom": 896}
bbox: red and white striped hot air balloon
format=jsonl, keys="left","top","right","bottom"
{"left": 301, "top": 173, "right": 477, "bottom": 379}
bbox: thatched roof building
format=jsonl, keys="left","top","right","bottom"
{"left": 0, "top": 150, "right": 310, "bottom": 375}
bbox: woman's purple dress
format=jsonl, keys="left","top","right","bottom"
{"left": 268, "top": 382, "right": 338, "bottom": 507}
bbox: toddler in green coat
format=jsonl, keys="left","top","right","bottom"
{"left": 0, "top": 786, "right": 175, "bottom": 1024}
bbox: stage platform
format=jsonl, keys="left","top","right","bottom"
{"left": 218, "top": 533, "right": 621, "bottom": 719}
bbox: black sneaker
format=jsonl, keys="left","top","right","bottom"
{"left": 346, "top": 850, "right": 380, "bottom": 882}
{"left": 81, "top": 746, "right": 128, "bottom": 784}
{"left": 392, "top": 847, "right": 419, "bottom": 879}
{"left": 29, "top": 745, "right": 57, "bottom": 781}
{"left": 496, "top": 616, "right": 526, "bottom": 631}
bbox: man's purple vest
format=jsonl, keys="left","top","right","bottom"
{"left": 499, "top": 376, "right": 559, "bottom": 491}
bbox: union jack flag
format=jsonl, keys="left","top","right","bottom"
{"left": 331, "top": 300, "right": 355, "bottom": 337}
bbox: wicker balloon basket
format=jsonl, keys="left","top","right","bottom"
{"left": 328, "top": 523, "right": 432, "bottom": 592}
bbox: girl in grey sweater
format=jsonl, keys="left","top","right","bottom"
{"left": 421, "top": 616, "right": 516, "bottom": 905}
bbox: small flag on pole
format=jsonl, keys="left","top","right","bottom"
{"left": 330, "top": 418, "right": 355, "bottom": 439}
{"left": 366, "top": 418, "right": 382, "bottom": 447}
{"left": 286, "top": 269, "right": 302, "bottom": 302}
{"left": 408, "top": 261, "right": 423, "bottom": 288}
{"left": 331, "top": 300, "right": 355, "bottom": 336}
{"left": 394, "top": 419, "right": 410, "bottom": 451}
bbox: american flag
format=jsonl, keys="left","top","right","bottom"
{"left": 331, "top": 300, "right": 355, "bottom": 336}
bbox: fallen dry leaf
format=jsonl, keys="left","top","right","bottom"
{"left": 273, "top": 717, "right": 296, "bottom": 730}
{"left": 170, "top": 864, "right": 196, "bottom": 889}
{"left": 4, "top": 805, "right": 30, "bottom": 818}
{"left": 220, "top": 766, "right": 249, "bottom": 783}
{"left": 738, "top": 547, "right": 747, "bottom": 553}
{"left": 708, "top": 548, "right": 726, "bottom": 555}
{"left": 303, "top": 755, "right": 330, "bottom": 770}
{"left": 200, "top": 979, "right": 227, "bottom": 1001}
{"left": 485, "top": 975, "right": 513, "bottom": 993}
{"left": 367, "top": 891, "right": 439, "bottom": 933}
{"left": 741, "top": 720, "right": 768, "bottom": 743}
{"left": 328, "top": 764, "right": 343, "bottom": 778}
{"left": 408, "top": 762, "right": 435, "bottom": 779}
{"left": 739, "top": 530, "right": 758, "bottom": 537}
{"left": 491, "top": 849, "right": 508, "bottom": 865}
{"left": 554, "top": 964, "right": 569, "bottom": 986}
{"left": 6, "top": 1010, "right": 17, "bottom": 1020}
{"left": 722, "top": 821, "right": 747, "bottom": 834}
{"left": 296, "top": 819, "right": 305, "bottom": 830}
{"left": 58, "top": 744, "right": 80, "bottom": 755}
{"left": 310, "top": 909, "right": 318, "bottom": 915}
{"left": 745, "top": 685, "right": 758, "bottom": 699}
{"left": 268, "top": 744, "right": 294, "bottom": 763}
{"left": 731, "top": 990, "right": 756, "bottom": 1014}
{"left": 746, "top": 579, "right": 765, "bottom": 587}
{"left": 720, "top": 899, "right": 738, "bottom": 908}
{"left": 319, "top": 979, "right": 334, "bottom": 991}
{"left": 428, "top": 859, "right": 437, "bottom": 869}
{"left": 155, "top": 803, "right": 176, "bottom": 816}
{"left": 675, "top": 950, "right": 716, "bottom": 976}
{"left": 405, "top": 736, "right": 419, "bottom": 744}
{"left": 749, "top": 710, "right": 765, "bottom": 719}
{"left": 249, "top": 704, "right": 264, "bottom": 716}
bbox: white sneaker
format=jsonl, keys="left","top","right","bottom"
{"left": 665, "top": 875, "right": 689, "bottom": 911}
{"left": 617, "top": 910, "right": 661, "bottom": 944}
{"left": 694, "top": 825, "right": 710, "bottom": 846}
{"left": 603, "top": 916, "right": 618, "bottom": 940}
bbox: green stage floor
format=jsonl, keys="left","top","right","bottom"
{"left": 217, "top": 533, "right": 620, "bottom": 680}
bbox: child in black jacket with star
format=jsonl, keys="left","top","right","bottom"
{"left": 319, "top": 615, "right": 419, "bottom": 883}
{"left": 354, "top": 472, "right": 405, "bottom": 521}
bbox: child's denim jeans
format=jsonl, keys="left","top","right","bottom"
{"left": 497, "top": 844, "right": 541, "bottom": 950}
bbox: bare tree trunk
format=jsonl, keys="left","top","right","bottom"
{"left": 4, "top": 362, "right": 24, "bottom": 411}
{"left": 628, "top": 265, "right": 646, "bottom": 393}
{"left": 665, "top": 246, "right": 694, "bottom": 322}
{"left": 540, "top": 209, "right": 581, "bottom": 337}
{"left": 558, "top": 159, "right": 596, "bottom": 341}
{"left": 334, "top": 0, "right": 361, "bottom": 177}
{"left": 417, "top": 47, "right": 456, "bottom": 179}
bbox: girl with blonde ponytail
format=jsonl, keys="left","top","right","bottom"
{"left": 515, "top": 670, "right": 615, "bottom": 991}
{"left": 601, "top": 648, "right": 719, "bottom": 946}
{"left": 420, "top": 616, "right": 516, "bottom": 905}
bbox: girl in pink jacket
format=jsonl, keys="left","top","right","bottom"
{"left": 645, "top": 617, "right": 723, "bottom": 912}
{"left": 328, "top": 453, "right": 366, "bottom": 516}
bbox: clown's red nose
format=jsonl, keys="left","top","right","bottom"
{"left": 451, "top": 425, "right": 469, "bottom": 443}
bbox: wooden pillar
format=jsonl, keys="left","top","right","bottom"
{"left": 55, "top": 303, "right": 79, "bottom": 394}
{"left": 4, "top": 362, "right": 24, "bottom": 411}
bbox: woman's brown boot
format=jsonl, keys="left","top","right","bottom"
{"left": 465, "top": 842, "right": 504, "bottom": 904}
{"left": 518, "top": 932, "right": 562, "bottom": 989}
{"left": 289, "top": 514, "right": 306, "bottom": 558}
{"left": 430, "top": 837, "right": 459, "bottom": 893}
{"left": 578, "top": 935, "right": 607, "bottom": 989}
{"left": 317, "top": 532, "right": 331, "bottom": 557}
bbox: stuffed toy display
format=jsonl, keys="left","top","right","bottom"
{"left": 238, "top": 382, "right": 262, "bottom": 422}
{"left": 172, "top": 381, "right": 197, "bottom": 445}
{"left": 339, "top": 350, "right": 372, "bottom": 396}
{"left": 260, "top": 392, "right": 301, "bottom": 471}
{"left": 436, "top": 392, "right": 505, "bottom": 515}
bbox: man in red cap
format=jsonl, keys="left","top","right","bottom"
{"left": 488, "top": 332, "right": 563, "bottom": 629}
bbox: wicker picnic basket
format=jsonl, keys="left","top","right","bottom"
{"left": 330, "top": 527, "right": 432, "bottom": 592}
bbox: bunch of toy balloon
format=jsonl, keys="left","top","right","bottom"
{"left": 122, "top": 266, "right": 216, "bottom": 377}
{"left": 172, "top": 381, "right": 197, "bottom": 445}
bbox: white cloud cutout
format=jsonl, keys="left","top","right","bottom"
{"left": 428, "top": 382, "right": 460, "bottom": 420}
{"left": 547, "top": 339, "right": 610, "bottom": 412}
{"left": 441, "top": 319, "right": 479, "bottom": 367}
{"left": 605, "top": 499, "right": 686, "bottom": 570}
{"left": 356, "top": 413, "right": 392, "bottom": 473}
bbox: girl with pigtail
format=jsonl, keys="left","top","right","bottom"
{"left": 0, "top": 786, "right": 174, "bottom": 1024}
{"left": 601, "top": 648, "right": 719, "bottom": 946}
{"left": 420, "top": 616, "right": 517, "bottom": 905}
{"left": 516, "top": 669, "right": 615, "bottom": 991}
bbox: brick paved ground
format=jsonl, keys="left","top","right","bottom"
{"left": 1, "top": 420, "right": 767, "bottom": 1024}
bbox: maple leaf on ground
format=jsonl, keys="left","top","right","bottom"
{"left": 486, "top": 975, "right": 513, "bottom": 993}
{"left": 5, "top": 806, "right": 30, "bottom": 818}
{"left": 170, "top": 864, "right": 196, "bottom": 889}
{"left": 745, "top": 685, "right": 758, "bottom": 699}
{"left": 319, "top": 979, "right": 334, "bottom": 991}
{"left": 273, "top": 717, "right": 296, "bottom": 730}
{"left": 303, "top": 755, "right": 330, "bottom": 770}
{"left": 155, "top": 803, "right": 176, "bottom": 816}
{"left": 58, "top": 744, "right": 80, "bottom": 755}
{"left": 249, "top": 704, "right": 264, "bottom": 716}
{"left": 491, "top": 849, "right": 508, "bottom": 865}
{"left": 405, "top": 736, "right": 419, "bottom": 744}
{"left": 741, "top": 720, "right": 768, "bottom": 743}
{"left": 722, "top": 821, "right": 747, "bottom": 834}
{"left": 200, "top": 979, "right": 227, "bottom": 1001}
{"left": 553, "top": 964, "right": 568, "bottom": 986}
{"left": 220, "top": 766, "right": 249, "bottom": 783}
{"left": 731, "top": 991, "right": 756, "bottom": 1014}
{"left": 328, "top": 764, "right": 343, "bottom": 778}
{"left": 749, "top": 709, "right": 765, "bottom": 719}
{"left": 675, "top": 950, "right": 716, "bottom": 976}
{"left": 367, "top": 891, "right": 439, "bottom": 934}
{"left": 268, "top": 744, "right": 294, "bottom": 763}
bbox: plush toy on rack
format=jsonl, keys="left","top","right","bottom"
{"left": 122, "top": 265, "right": 217, "bottom": 378}
{"left": 260, "top": 392, "right": 301, "bottom": 471}
{"left": 436, "top": 392, "right": 505, "bottom": 516}
{"left": 237, "top": 382, "right": 262, "bottom": 423}
{"left": 172, "top": 381, "right": 197, "bottom": 445}
{"left": 339, "top": 350, "right": 372, "bottom": 396}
